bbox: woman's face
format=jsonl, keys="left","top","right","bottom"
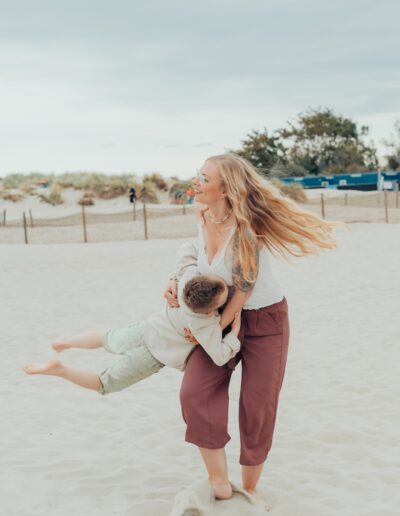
{"left": 192, "top": 160, "right": 226, "bottom": 205}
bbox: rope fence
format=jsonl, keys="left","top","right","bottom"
{"left": 1, "top": 191, "right": 399, "bottom": 245}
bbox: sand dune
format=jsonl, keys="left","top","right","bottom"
{"left": 1, "top": 224, "right": 399, "bottom": 515}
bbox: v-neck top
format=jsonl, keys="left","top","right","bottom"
{"left": 197, "top": 223, "right": 235, "bottom": 285}
{"left": 196, "top": 223, "right": 284, "bottom": 309}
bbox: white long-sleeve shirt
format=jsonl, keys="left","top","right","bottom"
{"left": 142, "top": 243, "right": 240, "bottom": 370}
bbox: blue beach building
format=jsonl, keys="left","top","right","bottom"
{"left": 280, "top": 171, "right": 400, "bottom": 191}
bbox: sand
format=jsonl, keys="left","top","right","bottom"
{"left": 1, "top": 223, "right": 399, "bottom": 515}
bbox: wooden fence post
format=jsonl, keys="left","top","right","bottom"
{"left": 3, "top": 209, "right": 6, "bottom": 226}
{"left": 344, "top": 192, "right": 348, "bottom": 207}
{"left": 132, "top": 202, "right": 136, "bottom": 222}
{"left": 384, "top": 190, "right": 389, "bottom": 223}
{"left": 23, "top": 212, "right": 28, "bottom": 244}
{"left": 320, "top": 193, "right": 325, "bottom": 220}
{"left": 183, "top": 202, "right": 186, "bottom": 215}
{"left": 143, "top": 202, "right": 148, "bottom": 240}
{"left": 82, "top": 205, "right": 88, "bottom": 243}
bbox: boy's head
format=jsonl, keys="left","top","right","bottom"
{"left": 183, "top": 274, "right": 228, "bottom": 315}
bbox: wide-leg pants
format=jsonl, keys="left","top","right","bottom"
{"left": 180, "top": 297, "right": 289, "bottom": 466}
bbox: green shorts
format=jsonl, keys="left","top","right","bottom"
{"left": 99, "top": 321, "right": 164, "bottom": 395}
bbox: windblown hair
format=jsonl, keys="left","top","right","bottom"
{"left": 183, "top": 275, "right": 225, "bottom": 313}
{"left": 204, "top": 153, "right": 340, "bottom": 283}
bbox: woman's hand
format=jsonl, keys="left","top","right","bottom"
{"left": 184, "top": 327, "right": 200, "bottom": 345}
{"left": 231, "top": 310, "right": 242, "bottom": 337}
{"left": 164, "top": 277, "right": 180, "bottom": 308}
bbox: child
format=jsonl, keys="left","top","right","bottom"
{"left": 23, "top": 268, "right": 241, "bottom": 395}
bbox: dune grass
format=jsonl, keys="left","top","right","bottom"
{"left": 271, "top": 178, "right": 308, "bottom": 203}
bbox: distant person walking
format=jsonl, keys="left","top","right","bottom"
{"left": 186, "top": 186, "right": 195, "bottom": 204}
{"left": 129, "top": 187, "right": 137, "bottom": 204}
{"left": 175, "top": 190, "right": 184, "bottom": 204}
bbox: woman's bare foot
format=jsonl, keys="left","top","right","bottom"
{"left": 52, "top": 339, "right": 71, "bottom": 353}
{"left": 244, "top": 489, "right": 270, "bottom": 511}
{"left": 23, "top": 359, "right": 64, "bottom": 376}
{"left": 210, "top": 479, "right": 233, "bottom": 500}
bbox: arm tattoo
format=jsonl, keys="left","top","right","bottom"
{"left": 232, "top": 230, "right": 259, "bottom": 292}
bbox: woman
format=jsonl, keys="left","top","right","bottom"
{"left": 165, "top": 153, "right": 336, "bottom": 508}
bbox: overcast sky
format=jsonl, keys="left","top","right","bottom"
{"left": 1, "top": 0, "right": 399, "bottom": 178}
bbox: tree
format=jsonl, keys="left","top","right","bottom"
{"left": 233, "top": 129, "right": 287, "bottom": 176}
{"left": 384, "top": 120, "right": 400, "bottom": 170}
{"left": 278, "top": 108, "right": 378, "bottom": 175}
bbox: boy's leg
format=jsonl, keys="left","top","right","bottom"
{"left": 98, "top": 343, "right": 164, "bottom": 395}
{"left": 23, "top": 359, "right": 101, "bottom": 392}
{"left": 52, "top": 331, "right": 104, "bottom": 352}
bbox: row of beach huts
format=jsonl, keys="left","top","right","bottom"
{"left": 280, "top": 171, "right": 400, "bottom": 191}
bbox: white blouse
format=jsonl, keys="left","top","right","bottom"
{"left": 196, "top": 224, "right": 284, "bottom": 309}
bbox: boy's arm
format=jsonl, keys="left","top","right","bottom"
{"left": 188, "top": 316, "right": 241, "bottom": 367}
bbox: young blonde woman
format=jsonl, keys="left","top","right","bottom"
{"left": 164, "top": 153, "right": 337, "bottom": 509}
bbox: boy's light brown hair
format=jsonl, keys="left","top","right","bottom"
{"left": 183, "top": 275, "right": 225, "bottom": 314}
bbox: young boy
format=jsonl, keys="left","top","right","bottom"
{"left": 23, "top": 263, "right": 241, "bottom": 395}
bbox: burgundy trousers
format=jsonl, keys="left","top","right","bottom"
{"left": 180, "top": 297, "right": 289, "bottom": 466}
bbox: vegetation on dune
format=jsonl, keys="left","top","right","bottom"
{"left": 78, "top": 191, "right": 96, "bottom": 206}
{"left": 138, "top": 181, "right": 160, "bottom": 203}
{"left": 38, "top": 184, "right": 65, "bottom": 205}
{"left": 270, "top": 178, "right": 307, "bottom": 203}
{"left": 2, "top": 111, "right": 397, "bottom": 208}
{"left": 0, "top": 190, "right": 26, "bottom": 202}
{"left": 1, "top": 172, "right": 52, "bottom": 189}
{"left": 143, "top": 173, "right": 168, "bottom": 191}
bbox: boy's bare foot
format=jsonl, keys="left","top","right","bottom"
{"left": 210, "top": 480, "right": 233, "bottom": 500}
{"left": 52, "top": 339, "right": 70, "bottom": 353}
{"left": 23, "top": 359, "right": 64, "bottom": 376}
{"left": 244, "top": 489, "right": 270, "bottom": 511}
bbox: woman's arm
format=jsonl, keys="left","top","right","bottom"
{"left": 219, "top": 289, "right": 251, "bottom": 330}
{"left": 220, "top": 232, "right": 260, "bottom": 330}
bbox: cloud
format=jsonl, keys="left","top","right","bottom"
{"left": 0, "top": 0, "right": 399, "bottom": 175}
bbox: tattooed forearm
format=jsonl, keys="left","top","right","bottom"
{"left": 232, "top": 230, "right": 259, "bottom": 292}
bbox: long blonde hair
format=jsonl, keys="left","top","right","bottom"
{"left": 206, "top": 153, "right": 340, "bottom": 283}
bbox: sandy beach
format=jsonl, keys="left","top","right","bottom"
{"left": 1, "top": 223, "right": 399, "bottom": 515}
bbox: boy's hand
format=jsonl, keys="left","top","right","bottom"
{"left": 231, "top": 310, "right": 242, "bottom": 337}
{"left": 184, "top": 327, "right": 200, "bottom": 345}
{"left": 164, "top": 277, "right": 180, "bottom": 308}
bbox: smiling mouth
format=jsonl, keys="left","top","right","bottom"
{"left": 194, "top": 189, "right": 203, "bottom": 194}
